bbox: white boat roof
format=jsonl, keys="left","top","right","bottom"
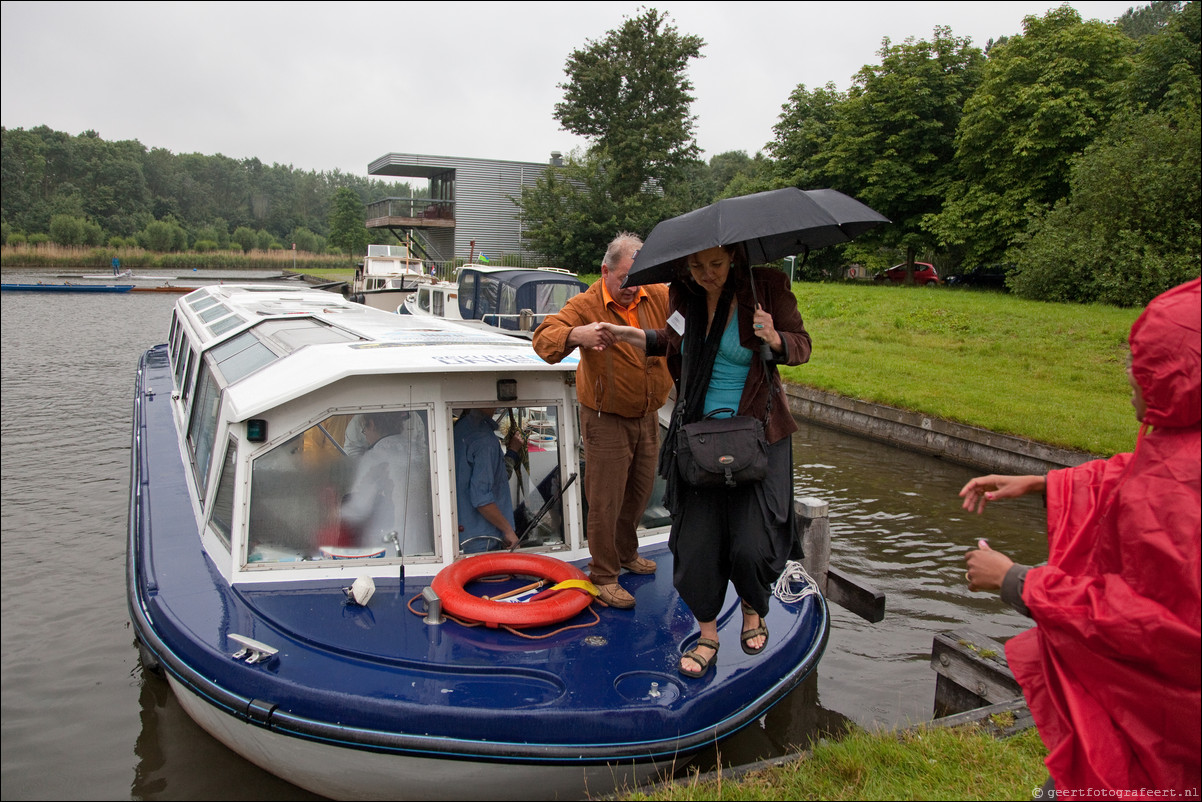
{"left": 176, "top": 284, "right": 575, "bottom": 421}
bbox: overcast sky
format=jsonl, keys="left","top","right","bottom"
{"left": 2, "top": 1, "right": 1136, "bottom": 183}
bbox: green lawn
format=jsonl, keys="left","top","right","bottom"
{"left": 785, "top": 283, "right": 1141, "bottom": 456}
{"left": 628, "top": 725, "right": 1049, "bottom": 801}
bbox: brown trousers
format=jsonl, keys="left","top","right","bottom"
{"left": 579, "top": 407, "right": 659, "bottom": 584}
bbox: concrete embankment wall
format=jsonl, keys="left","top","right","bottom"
{"left": 785, "top": 384, "right": 1097, "bottom": 475}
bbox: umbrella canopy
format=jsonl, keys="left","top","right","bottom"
{"left": 623, "top": 188, "right": 889, "bottom": 287}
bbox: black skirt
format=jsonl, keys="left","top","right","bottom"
{"left": 667, "top": 436, "right": 798, "bottom": 622}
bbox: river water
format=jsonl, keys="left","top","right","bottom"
{"left": 1, "top": 272, "right": 1053, "bottom": 800}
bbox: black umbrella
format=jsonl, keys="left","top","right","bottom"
{"left": 622, "top": 187, "right": 889, "bottom": 288}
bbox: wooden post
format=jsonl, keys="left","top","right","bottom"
{"left": 930, "top": 628, "right": 1023, "bottom": 718}
{"left": 795, "top": 497, "right": 885, "bottom": 623}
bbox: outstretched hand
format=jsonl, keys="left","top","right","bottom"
{"left": 959, "top": 474, "right": 1045, "bottom": 514}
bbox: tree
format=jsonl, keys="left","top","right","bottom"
{"left": 1007, "top": 106, "right": 1200, "bottom": 306}
{"left": 930, "top": 7, "right": 1135, "bottom": 265}
{"left": 231, "top": 226, "right": 257, "bottom": 252}
{"left": 1121, "top": 0, "right": 1200, "bottom": 113}
{"left": 327, "top": 188, "right": 369, "bottom": 256}
{"left": 1117, "top": 0, "right": 1184, "bottom": 39}
{"left": 819, "top": 28, "right": 984, "bottom": 277}
{"left": 766, "top": 82, "right": 847, "bottom": 190}
{"left": 517, "top": 149, "right": 663, "bottom": 272}
{"left": 48, "top": 214, "right": 84, "bottom": 246}
{"left": 553, "top": 8, "right": 704, "bottom": 198}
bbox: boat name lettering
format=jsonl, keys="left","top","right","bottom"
{"left": 435, "top": 355, "right": 540, "bottom": 365}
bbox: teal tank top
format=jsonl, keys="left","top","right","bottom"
{"left": 703, "top": 312, "right": 751, "bottom": 417}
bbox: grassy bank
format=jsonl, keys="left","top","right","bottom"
{"left": 628, "top": 725, "right": 1048, "bottom": 801}
{"left": 785, "top": 283, "right": 1140, "bottom": 456}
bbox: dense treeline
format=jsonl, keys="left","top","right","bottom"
{"left": 3, "top": 3, "right": 1198, "bottom": 305}
{"left": 0, "top": 126, "right": 418, "bottom": 254}
{"left": 520, "top": 2, "right": 1200, "bottom": 306}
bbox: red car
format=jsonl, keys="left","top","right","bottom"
{"left": 873, "top": 262, "right": 941, "bottom": 286}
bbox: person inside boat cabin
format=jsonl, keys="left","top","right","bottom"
{"left": 962, "top": 277, "right": 1200, "bottom": 798}
{"left": 339, "top": 411, "right": 434, "bottom": 554}
{"left": 532, "top": 232, "right": 672, "bottom": 610}
{"left": 454, "top": 408, "right": 525, "bottom": 553}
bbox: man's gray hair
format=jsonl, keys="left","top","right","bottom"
{"left": 603, "top": 232, "right": 643, "bottom": 269}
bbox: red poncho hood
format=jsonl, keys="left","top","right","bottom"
{"left": 1006, "top": 278, "right": 1201, "bottom": 797}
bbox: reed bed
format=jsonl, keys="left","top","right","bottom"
{"left": 0, "top": 243, "right": 357, "bottom": 271}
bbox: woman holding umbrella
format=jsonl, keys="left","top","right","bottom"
{"left": 598, "top": 242, "right": 811, "bottom": 677}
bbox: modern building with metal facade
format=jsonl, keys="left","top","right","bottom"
{"left": 366, "top": 152, "right": 563, "bottom": 265}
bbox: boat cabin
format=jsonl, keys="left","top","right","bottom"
{"left": 348, "top": 244, "right": 432, "bottom": 311}
{"left": 163, "top": 284, "right": 667, "bottom": 586}
{"left": 402, "top": 264, "right": 587, "bottom": 331}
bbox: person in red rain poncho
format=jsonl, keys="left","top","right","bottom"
{"left": 961, "top": 277, "right": 1200, "bottom": 799}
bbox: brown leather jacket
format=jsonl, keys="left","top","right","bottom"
{"left": 645, "top": 267, "right": 810, "bottom": 444}
{"left": 532, "top": 281, "right": 673, "bottom": 418}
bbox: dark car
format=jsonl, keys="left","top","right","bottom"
{"left": 873, "top": 262, "right": 940, "bottom": 286}
{"left": 945, "top": 264, "right": 1011, "bottom": 290}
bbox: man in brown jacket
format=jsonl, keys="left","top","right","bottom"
{"left": 532, "top": 233, "right": 672, "bottom": 608}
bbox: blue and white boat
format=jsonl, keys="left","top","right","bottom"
{"left": 126, "top": 284, "right": 829, "bottom": 800}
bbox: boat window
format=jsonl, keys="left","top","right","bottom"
{"left": 453, "top": 406, "right": 567, "bottom": 555}
{"left": 198, "top": 303, "right": 231, "bottom": 323}
{"left": 246, "top": 410, "right": 436, "bottom": 567}
{"left": 209, "top": 436, "right": 238, "bottom": 550}
{"left": 188, "top": 295, "right": 221, "bottom": 313}
{"left": 459, "top": 272, "right": 477, "bottom": 318}
{"left": 418, "top": 287, "right": 431, "bottom": 313}
{"left": 168, "top": 315, "right": 181, "bottom": 378}
{"left": 209, "top": 331, "right": 278, "bottom": 384}
{"left": 533, "top": 282, "right": 581, "bottom": 316}
{"left": 180, "top": 348, "right": 197, "bottom": 402}
{"left": 432, "top": 290, "right": 444, "bottom": 317}
{"left": 254, "top": 319, "right": 360, "bottom": 351}
{"left": 209, "top": 315, "right": 244, "bottom": 337}
{"left": 174, "top": 339, "right": 192, "bottom": 389}
{"left": 187, "top": 365, "right": 223, "bottom": 500}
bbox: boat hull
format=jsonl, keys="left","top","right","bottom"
{"left": 168, "top": 672, "right": 676, "bottom": 800}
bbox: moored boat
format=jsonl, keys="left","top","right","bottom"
{"left": 401, "top": 263, "right": 588, "bottom": 334}
{"left": 347, "top": 243, "right": 433, "bottom": 310}
{"left": 2, "top": 282, "right": 134, "bottom": 293}
{"left": 127, "top": 284, "right": 829, "bottom": 800}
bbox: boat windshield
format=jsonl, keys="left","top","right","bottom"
{"left": 242, "top": 405, "right": 573, "bottom": 568}
{"left": 246, "top": 410, "right": 436, "bottom": 566}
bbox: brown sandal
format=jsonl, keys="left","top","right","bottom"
{"left": 679, "top": 637, "right": 720, "bottom": 678}
{"left": 740, "top": 601, "right": 769, "bottom": 655}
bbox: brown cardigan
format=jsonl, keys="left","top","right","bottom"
{"left": 645, "top": 267, "right": 810, "bottom": 444}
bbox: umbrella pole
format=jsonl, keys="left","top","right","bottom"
{"left": 747, "top": 264, "right": 773, "bottom": 362}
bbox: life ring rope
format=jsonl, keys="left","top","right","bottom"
{"left": 424, "top": 553, "right": 596, "bottom": 630}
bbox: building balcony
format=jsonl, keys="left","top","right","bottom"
{"left": 366, "top": 197, "right": 455, "bottom": 229}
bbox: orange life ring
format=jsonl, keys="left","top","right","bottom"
{"left": 431, "top": 553, "right": 592, "bottom": 628}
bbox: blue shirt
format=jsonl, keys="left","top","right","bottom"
{"left": 453, "top": 410, "right": 516, "bottom": 553}
{"left": 704, "top": 312, "right": 752, "bottom": 417}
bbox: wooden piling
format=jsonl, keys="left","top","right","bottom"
{"left": 930, "top": 628, "right": 1023, "bottom": 718}
{"left": 795, "top": 497, "right": 885, "bottom": 623}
